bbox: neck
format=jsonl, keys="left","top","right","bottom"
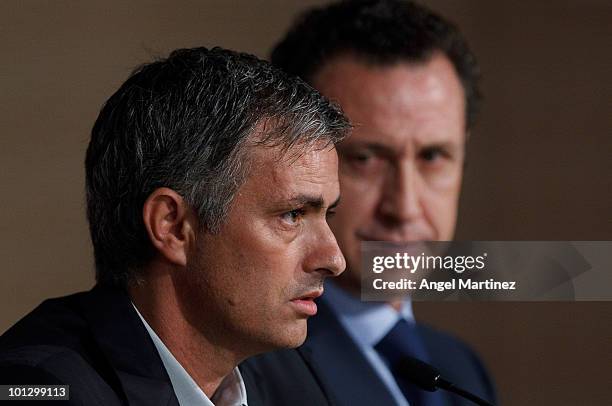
{"left": 388, "top": 299, "right": 403, "bottom": 312}
{"left": 129, "top": 266, "right": 240, "bottom": 398}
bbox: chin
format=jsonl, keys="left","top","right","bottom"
{"left": 269, "top": 319, "right": 308, "bottom": 349}
{"left": 243, "top": 324, "right": 306, "bottom": 357}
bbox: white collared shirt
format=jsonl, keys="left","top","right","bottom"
{"left": 133, "top": 305, "right": 248, "bottom": 406}
{"left": 323, "top": 280, "right": 415, "bottom": 406}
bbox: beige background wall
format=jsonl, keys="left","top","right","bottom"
{"left": 1, "top": 1, "right": 610, "bottom": 404}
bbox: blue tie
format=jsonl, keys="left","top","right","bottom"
{"left": 374, "top": 319, "right": 447, "bottom": 406}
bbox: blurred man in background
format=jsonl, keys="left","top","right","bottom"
{"left": 242, "top": 1, "right": 496, "bottom": 405}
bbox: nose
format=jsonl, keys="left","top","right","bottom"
{"left": 305, "top": 223, "right": 346, "bottom": 277}
{"left": 378, "top": 161, "right": 423, "bottom": 225}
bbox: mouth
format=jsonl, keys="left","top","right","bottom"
{"left": 289, "top": 290, "right": 323, "bottom": 317}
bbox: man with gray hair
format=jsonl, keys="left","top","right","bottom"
{"left": 0, "top": 46, "right": 348, "bottom": 405}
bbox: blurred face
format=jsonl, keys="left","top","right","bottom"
{"left": 312, "top": 53, "right": 466, "bottom": 293}
{"left": 177, "top": 142, "right": 345, "bottom": 355}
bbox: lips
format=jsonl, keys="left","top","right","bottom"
{"left": 290, "top": 290, "right": 323, "bottom": 316}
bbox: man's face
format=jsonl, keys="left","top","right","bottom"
{"left": 177, "top": 142, "right": 345, "bottom": 355}
{"left": 312, "top": 53, "right": 466, "bottom": 293}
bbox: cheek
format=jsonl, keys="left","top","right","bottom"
{"left": 337, "top": 175, "right": 382, "bottom": 223}
{"left": 227, "top": 214, "right": 319, "bottom": 305}
{"left": 426, "top": 167, "right": 463, "bottom": 191}
{"left": 422, "top": 182, "right": 461, "bottom": 239}
{"left": 340, "top": 165, "right": 385, "bottom": 194}
{"left": 195, "top": 239, "right": 278, "bottom": 311}
{"left": 329, "top": 204, "right": 362, "bottom": 262}
{"left": 237, "top": 243, "right": 307, "bottom": 305}
{"left": 332, "top": 175, "right": 383, "bottom": 259}
{"left": 228, "top": 256, "right": 286, "bottom": 304}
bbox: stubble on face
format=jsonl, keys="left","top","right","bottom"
{"left": 174, "top": 139, "right": 343, "bottom": 357}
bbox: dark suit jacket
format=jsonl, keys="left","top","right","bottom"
{"left": 241, "top": 300, "right": 496, "bottom": 406}
{"left": 0, "top": 286, "right": 182, "bottom": 405}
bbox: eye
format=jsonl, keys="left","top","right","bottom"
{"left": 355, "top": 152, "right": 372, "bottom": 162}
{"left": 343, "top": 149, "right": 386, "bottom": 175}
{"left": 420, "top": 147, "right": 447, "bottom": 163}
{"left": 325, "top": 209, "right": 337, "bottom": 220}
{"left": 349, "top": 150, "right": 374, "bottom": 164}
{"left": 281, "top": 208, "right": 305, "bottom": 226}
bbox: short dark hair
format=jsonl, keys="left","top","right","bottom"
{"left": 86, "top": 46, "right": 349, "bottom": 288}
{"left": 271, "top": 0, "right": 481, "bottom": 128}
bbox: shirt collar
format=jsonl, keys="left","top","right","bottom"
{"left": 133, "top": 304, "right": 248, "bottom": 406}
{"left": 322, "top": 280, "right": 415, "bottom": 347}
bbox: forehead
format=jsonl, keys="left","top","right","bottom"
{"left": 242, "top": 142, "right": 340, "bottom": 203}
{"left": 312, "top": 53, "right": 466, "bottom": 148}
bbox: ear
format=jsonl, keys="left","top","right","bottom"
{"left": 142, "top": 188, "right": 196, "bottom": 267}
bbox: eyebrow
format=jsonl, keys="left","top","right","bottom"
{"left": 418, "top": 141, "right": 461, "bottom": 154}
{"left": 342, "top": 141, "right": 461, "bottom": 156}
{"left": 340, "top": 142, "right": 395, "bottom": 156}
{"left": 287, "top": 194, "right": 341, "bottom": 210}
{"left": 365, "top": 143, "right": 397, "bottom": 156}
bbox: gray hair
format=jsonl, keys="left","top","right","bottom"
{"left": 85, "top": 47, "right": 350, "bottom": 288}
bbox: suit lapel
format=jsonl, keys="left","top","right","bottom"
{"left": 298, "top": 300, "right": 397, "bottom": 406}
{"left": 77, "top": 285, "right": 179, "bottom": 406}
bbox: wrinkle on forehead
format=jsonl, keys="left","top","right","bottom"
{"left": 266, "top": 146, "right": 339, "bottom": 188}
